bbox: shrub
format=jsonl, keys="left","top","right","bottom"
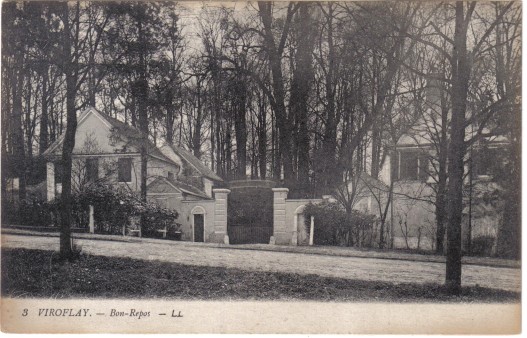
{"left": 6, "top": 183, "right": 179, "bottom": 237}
{"left": 140, "top": 202, "right": 179, "bottom": 238}
{"left": 471, "top": 235, "right": 496, "bottom": 257}
{"left": 79, "top": 183, "right": 179, "bottom": 236}
{"left": 303, "top": 201, "right": 376, "bottom": 247}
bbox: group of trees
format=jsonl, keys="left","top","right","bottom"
{"left": 2, "top": 2, "right": 520, "bottom": 292}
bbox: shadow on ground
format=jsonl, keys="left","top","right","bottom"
{"left": 1, "top": 248, "right": 520, "bottom": 302}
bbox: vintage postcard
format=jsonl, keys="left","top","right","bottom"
{"left": 0, "top": 0, "right": 521, "bottom": 334}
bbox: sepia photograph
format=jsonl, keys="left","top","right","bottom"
{"left": 0, "top": 0, "right": 522, "bottom": 334}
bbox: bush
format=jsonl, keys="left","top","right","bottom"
{"left": 471, "top": 235, "right": 495, "bottom": 257}
{"left": 303, "top": 201, "right": 376, "bottom": 247}
{"left": 2, "top": 199, "right": 54, "bottom": 227}
{"left": 79, "top": 183, "right": 179, "bottom": 236}
{"left": 6, "top": 183, "right": 179, "bottom": 237}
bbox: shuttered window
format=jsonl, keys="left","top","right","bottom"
{"left": 86, "top": 158, "right": 99, "bottom": 182}
{"left": 118, "top": 158, "right": 132, "bottom": 183}
{"left": 393, "top": 150, "right": 429, "bottom": 182}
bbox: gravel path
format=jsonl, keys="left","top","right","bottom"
{"left": 2, "top": 234, "right": 521, "bottom": 292}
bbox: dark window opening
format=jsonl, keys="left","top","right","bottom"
{"left": 167, "top": 171, "right": 174, "bottom": 181}
{"left": 393, "top": 150, "right": 429, "bottom": 182}
{"left": 473, "top": 147, "right": 501, "bottom": 176}
{"left": 86, "top": 158, "right": 99, "bottom": 182}
{"left": 400, "top": 151, "right": 419, "bottom": 180}
{"left": 118, "top": 158, "right": 132, "bottom": 183}
{"left": 54, "top": 161, "right": 64, "bottom": 183}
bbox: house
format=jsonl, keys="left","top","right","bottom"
{"left": 42, "top": 107, "right": 225, "bottom": 242}
{"left": 371, "top": 80, "right": 511, "bottom": 253}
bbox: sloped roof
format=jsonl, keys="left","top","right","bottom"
{"left": 102, "top": 114, "right": 173, "bottom": 163}
{"left": 168, "top": 178, "right": 212, "bottom": 199}
{"left": 42, "top": 107, "right": 172, "bottom": 164}
{"left": 42, "top": 106, "right": 222, "bottom": 185}
{"left": 358, "top": 172, "right": 389, "bottom": 191}
{"left": 96, "top": 111, "right": 222, "bottom": 182}
{"left": 164, "top": 144, "right": 223, "bottom": 182}
{"left": 41, "top": 108, "right": 90, "bottom": 156}
{"left": 147, "top": 176, "right": 211, "bottom": 200}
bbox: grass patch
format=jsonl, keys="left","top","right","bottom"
{"left": 1, "top": 248, "right": 519, "bottom": 302}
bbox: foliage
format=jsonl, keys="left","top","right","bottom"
{"left": 470, "top": 235, "right": 496, "bottom": 257}
{"left": 227, "top": 187, "right": 273, "bottom": 227}
{"left": 79, "top": 183, "right": 179, "bottom": 236}
{"left": 6, "top": 183, "right": 179, "bottom": 237}
{"left": 303, "top": 201, "right": 376, "bottom": 247}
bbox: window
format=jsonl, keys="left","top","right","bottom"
{"left": 400, "top": 151, "right": 419, "bottom": 180}
{"left": 86, "top": 158, "right": 99, "bottom": 182}
{"left": 54, "top": 161, "right": 64, "bottom": 182}
{"left": 118, "top": 158, "right": 132, "bottom": 182}
{"left": 472, "top": 146, "right": 501, "bottom": 177}
{"left": 392, "top": 150, "right": 429, "bottom": 182}
{"left": 167, "top": 171, "right": 174, "bottom": 181}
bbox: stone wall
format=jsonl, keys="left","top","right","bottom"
{"left": 180, "top": 200, "right": 216, "bottom": 242}
{"left": 211, "top": 189, "right": 230, "bottom": 244}
{"left": 284, "top": 199, "right": 323, "bottom": 245}
{"left": 148, "top": 188, "right": 229, "bottom": 244}
{"left": 269, "top": 187, "right": 325, "bottom": 246}
{"left": 270, "top": 188, "right": 289, "bottom": 245}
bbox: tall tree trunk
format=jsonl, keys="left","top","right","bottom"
{"left": 370, "top": 123, "right": 382, "bottom": 179}
{"left": 321, "top": 4, "right": 338, "bottom": 193}
{"left": 25, "top": 70, "right": 33, "bottom": 159}
{"left": 258, "top": 92, "right": 267, "bottom": 179}
{"left": 12, "top": 62, "right": 26, "bottom": 201}
{"left": 233, "top": 77, "right": 247, "bottom": 179}
{"left": 165, "top": 86, "right": 175, "bottom": 145}
{"left": 192, "top": 80, "right": 203, "bottom": 158}
{"left": 435, "top": 91, "right": 449, "bottom": 254}
{"left": 1, "top": 66, "right": 12, "bottom": 206}
{"left": 59, "top": 1, "right": 78, "bottom": 259}
{"left": 215, "top": 107, "right": 222, "bottom": 177}
{"left": 445, "top": 1, "right": 472, "bottom": 294}
{"left": 290, "top": 3, "right": 314, "bottom": 193}
{"left": 258, "top": 2, "right": 295, "bottom": 186}
{"left": 39, "top": 67, "right": 49, "bottom": 154}
{"left": 133, "top": 11, "right": 149, "bottom": 207}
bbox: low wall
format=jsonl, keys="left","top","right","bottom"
{"left": 270, "top": 186, "right": 324, "bottom": 246}
{"left": 148, "top": 188, "right": 230, "bottom": 244}
{"left": 180, "top": 200, "right": 216, "bottom": 242}
{"left": 284, "top": 199, "right": 323, "bottom": 245}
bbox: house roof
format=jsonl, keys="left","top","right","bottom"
{"left": 42, "top": 107, "right": 173, "bottom": 163}
{"left": 103, "top": 112, "right": 222, "bottom": 182}
{"left": 397, "top": 122, "right": 510, "bottom": 148}
{"left": 358, "top": 172, "right": 389, "bottom": 191}
{"left": 147, "top": 176, "right": 212, "bottom": 200}
{"left": 164, "top": 143, "right": 223, "bottom": 182}
{"left": 103, "top": 114, "right": 176, "bottom": 163}
{"left": 42, "top": 106, "right": 222, "bottom": 187}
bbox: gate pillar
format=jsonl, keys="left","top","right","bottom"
{"left": 270, "top": 188, "right": 289, "bottom": 245}
{"left": 46, "top": 162, "right": 55, "bottom": 201}
{"left": 213, "top": 188, "right": 231, "bottom": 244}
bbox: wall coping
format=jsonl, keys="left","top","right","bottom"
{"left": 181, "top": 199, "right": 215, "bottom": 204}
{"left": 286, "top": 199, "right": 323, "bottom": 203}
{"left": 213, "top": 188, "right": 231, "bottom": 194}
{"left": 147, "top": 192, "right": 180, "bottom": 196}
{"left": 272, "top": 188, "right": 289, "bottom": 193}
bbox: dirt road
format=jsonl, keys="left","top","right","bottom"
{"left": 2, "top": 234, "right": 521, "bottom": 292}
